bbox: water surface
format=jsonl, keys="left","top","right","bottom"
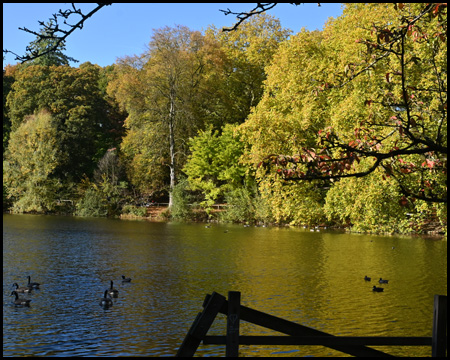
{"left": 3, "top": 214, "right": 447, "bottom": 357}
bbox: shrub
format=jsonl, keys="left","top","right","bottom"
{"left": 121, "top": 205, "right": 147, "bottom": 217}
{"left": 171, "top": 177, "right": 193, "bottom": 220}
{"left": 75, "top": 187, "right": 108, "bottom": 217}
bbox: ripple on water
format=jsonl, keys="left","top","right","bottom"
{"left": 3, "top": 215, "right": 446, "bottom": 357}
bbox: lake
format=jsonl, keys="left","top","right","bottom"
{"left": 3, "top": 214, "right": 447, "bottom": 357}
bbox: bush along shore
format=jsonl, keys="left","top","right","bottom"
{"left": 115, "top": 201, "right": 446, "bottom": 237}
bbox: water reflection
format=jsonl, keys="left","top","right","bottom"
{"left": 3, "top": 214, "right": 447, "bottom": 357}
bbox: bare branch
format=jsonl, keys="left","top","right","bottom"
{"left": 220, "top": 3, "right": 321, "bottom": 31}
{"left": 221, "top": 3, "right": 278, "bottom": 31}
{"left": 4, "top": 3, "right": 112, "bottom": 63}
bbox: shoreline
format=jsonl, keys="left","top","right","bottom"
{"left": 3, "top": 210, "right": 446, "bottom": 238}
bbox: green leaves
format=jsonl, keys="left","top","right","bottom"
{"left": 184, "top": 124, "right": 246, "bottom": 206}
{"left": 3, "top": 110, "right": 61, "bottom": 213}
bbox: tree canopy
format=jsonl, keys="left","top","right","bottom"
{"left": 251, "top": 3, "right": 447, "bottom": 204}
{"left": 3, "top": 4, "right": 446, "bottom": 234}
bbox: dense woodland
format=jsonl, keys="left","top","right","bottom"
{"left": 3, "top": 4, "right": 447, "bottom": 235}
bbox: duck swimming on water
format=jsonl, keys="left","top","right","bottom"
{"left": 372, "top": 286, "right": 384, "bottom": 292}
{"left": 12, "top": 283, "right": 33, "bottom": 293}
{"left": 379, "top": 278, "right": 389, "bottom": 284}
{"left": 108, "top": 280, "right": 119, "bottom": 298}
{"left": 364, "top": 276, "right": 371, "bottom": 281}
{"left": 10, "top": 291, "right": 32, "bottom": 306}
{"left": 27, "top": 275, "right": 40, "bottom": 289}
{"left": 121, "top": 275, "right": 131, "bottom": 282}
{"left": 100, "top": 290, "right": 113, "bottom": 308}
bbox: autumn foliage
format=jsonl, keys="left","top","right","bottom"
{"left": 248, "top": 3, "right": 446, "bottom": 205}
{"left": 3, "top": 4, "right": 446, "bottom": 234}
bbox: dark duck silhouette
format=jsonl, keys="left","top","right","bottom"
{"left": 379, "top": 278, "right": 389, "bottom": 284}
{"left": 364, "top": 276, "right": 371, "bottom": 281}
{"left": 108, "top": 280, "right": 119, "bottom": 298}
{"left": 27, "top": 275, "right": 40, "bottom": 289}
{"left": 121, "top": 275, "right": 131, "bottom": 282}
{"left": 100, "top": 290, "right": 114, "bottom": 308}
{"left": 12, "top": 282, "right": 33, "bottom": 293}
{"left": 372, "top": 286, "right": 384, "bottom": 292}
{"left": 10, "top": 291, "right": 32, "bottom": 306}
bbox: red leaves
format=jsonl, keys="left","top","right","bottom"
{"left": 399, "top": 167, "right": 412, "bottom": 174}
{"left": 377, "top": 29, "right": 393, "bottom": 43}
{"left": 348, "top": 140, "right": 359, "bottom": 148}
{"left": 282, "top": 169, "right": 295, "bottom": 178}
{"left": 422, "top": 159, "right": 435, "bottom": 168}
{"left": 433, "top": 3, "right": 447, "bottom": 16}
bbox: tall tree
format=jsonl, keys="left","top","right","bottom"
{"left": 109, "top": 25, "right": 226, "bottom": 207}
{"left": 207, "top": 13, "right": 291, "bottom": 125}
{"left": 3, "top": 65, "right": 16, "bottom": 156}
{"left": 239, "top": 28, "right": 329, "bottom": 225}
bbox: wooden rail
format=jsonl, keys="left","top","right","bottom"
{"left": 177, "top": 292, "right": 447, "bottom": 357}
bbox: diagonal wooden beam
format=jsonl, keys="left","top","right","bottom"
{"left": 176, "top": 292, "right": 226, "bottom": 357}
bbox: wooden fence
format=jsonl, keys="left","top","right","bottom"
{"left": 177, "top": 291, "right": 447, "bottom": 357}
{"left": 145, "top": 203, "right": 227, "bottom": 209}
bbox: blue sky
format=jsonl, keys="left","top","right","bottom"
{"left": 3, "top": 3, "right": 343, "bottom": 68}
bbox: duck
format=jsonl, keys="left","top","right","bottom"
{"left": 100, "top": 290, "right": 114, "bottom": 308}
{"left": 364, "top": 276, "right": 371, "bottom": 281}
{"left": 12, "top": 282, "right": 33, "bottom": 293}
{"left": 121, "top": 275, "right": 131, "bottom": 282}
{"left": 372, "top": 286, "right": 384, "bottom": 292}
{"left": 27, "top": 275, "right": 40, "bottom": 289}
{"left": 108, "top": 280, "right": 119, "bottom": 298}
{"left": 379, "top": 278, "right": 389, "bottom": 284}
{"left": 10, "top": 291, "right": 32, "bottom": 306}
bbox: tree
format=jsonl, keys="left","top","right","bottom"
{"left": 3, "top": 110, "right": 61, "bottom": 213}
{"left": 254, "top": 3, "right": 447, "bottom": 203}
{"left": 109, "top": 25, "right": 226, "bottom": 207}
{"left": 76, "top": 148, "right": 128, "bottom": 217}
{"left": 3, "top": 66, "right": 16, "bottom": 155}
{"left": 238, "top": 28, "right": 329, "bottom": 225}
{"left": 6, "top": 63, "right": 120, "bottom": 181}
{"left": 21, "top": 20, "right": 78, "bottom": 66}
{"left": 207, "top": 14, "right": 291, "bottom": 125}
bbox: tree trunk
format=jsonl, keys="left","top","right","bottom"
{"left": 168, "top": 86, "right": 176, "bottom": 208}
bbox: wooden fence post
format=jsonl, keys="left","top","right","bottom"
{"left": 431, "top": 295, "right": 447, "bottom": 357}
{"left": 176, "top": 292, "right": 226, "bottom": 357}
{"left": 226, "top": 291, "right": 241, "bottom": 357}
